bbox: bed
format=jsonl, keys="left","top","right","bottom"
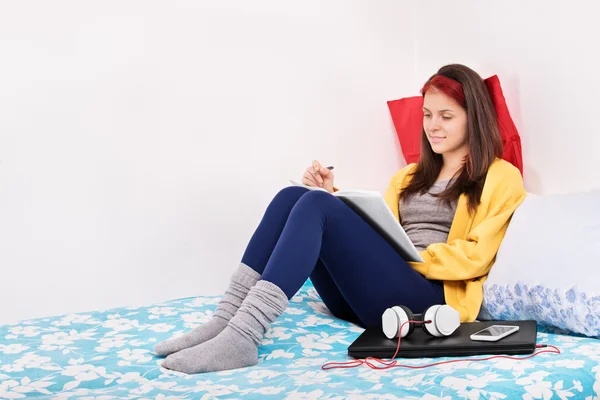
{"left": 1, "top": 282, "right": 598, "bottom": 399}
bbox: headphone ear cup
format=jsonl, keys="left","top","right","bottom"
{"left": 422, "top": 305, "right": 461, "bottom": 337}
{"left": 421, "top": 305, "right": 441, "bottom": 336}
{"left": 381, "top": 305, "right": 416, "bottom": 339}
{"left": 382, "top": 307, "right": 400, "bottom": 339}
{"left": 397, "top": 305, "right": 415, "bottom": 338}
{"left": 436, "top": 305, "right": 461, "bottom": 336}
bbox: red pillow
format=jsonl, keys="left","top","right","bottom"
{"left": 387, "top": 75, "right": 524, "bottom": 176}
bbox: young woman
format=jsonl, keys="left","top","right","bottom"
{"left": 155, "top": 64, "right": 527, "bottom": 374}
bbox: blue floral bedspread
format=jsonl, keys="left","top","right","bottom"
{"left": 1, "top": 282, "right": 599, "bottom": 399}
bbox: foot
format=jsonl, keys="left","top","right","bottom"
{"left": 161, "top": 326, "right": 258, "bottom": 374}
{"left": 154, "top": 317, "right": 227, "bottom": 356}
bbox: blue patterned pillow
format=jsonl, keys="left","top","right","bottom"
{"left": 479, "top": 190, "right": 600, "bottom": 338}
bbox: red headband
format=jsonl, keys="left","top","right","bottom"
{"left": 421, "top": 75, "right": 466, "bottom": 107}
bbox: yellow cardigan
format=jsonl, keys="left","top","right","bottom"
{"left": 383, "top": 159, "right": 527, "bottom": 322}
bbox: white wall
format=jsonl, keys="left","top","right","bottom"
{"left": 0, "top": 0, "right": 412, "bottom": 324}
{"left": 2, "top": 1, "right": 599, "bottom": 325}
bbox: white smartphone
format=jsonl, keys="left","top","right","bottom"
{"left": 470, "top": 325, "right": 520, "bottom": 342}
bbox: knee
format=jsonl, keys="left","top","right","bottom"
{"left": 293, "top": 190, "right": 335, "bottom": 211}
{"left": 272, "top": 186, "right": 310, "bottom": 205}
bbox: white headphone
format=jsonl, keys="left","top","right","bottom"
{"left": 382, "top": 304, "right": 461, "bottom": 339}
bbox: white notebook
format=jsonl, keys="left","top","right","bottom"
{"left": 289, "top": 181, "right": 424, "bottom": 263}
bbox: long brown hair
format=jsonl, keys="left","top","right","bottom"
{"left": 399, "top": 64, "right": 503, "bottom": 213}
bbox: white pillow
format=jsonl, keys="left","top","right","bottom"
{"left": 479, "top": 189, "right": 600, "bottom": 338}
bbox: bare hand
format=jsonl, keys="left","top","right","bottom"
{"left": 301, "top": 160, "right": 334, "bottom": 193}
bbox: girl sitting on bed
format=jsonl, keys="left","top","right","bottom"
{"left": 155, "top": 63, "right": 527, "bottom": 374}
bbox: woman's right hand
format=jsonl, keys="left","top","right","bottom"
{"left": 302, "top": 160, "right": 335, "bottom": 193}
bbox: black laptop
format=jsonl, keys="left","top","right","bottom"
{"left": 348, "top": 320, "right": 538, "bottom": 359}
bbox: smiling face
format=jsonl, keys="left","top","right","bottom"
{"left": 422, "top": 89, "right": 469, "bottom": 161}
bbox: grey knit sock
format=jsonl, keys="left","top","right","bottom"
{"left": 154, "top": 263, "right": 261, "bottom": 357}
{"left": 161, "top": 280, "right": 289, "bottom": 374}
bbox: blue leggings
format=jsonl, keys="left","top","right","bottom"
{"left": 241, "top": 187, "right": 445, "bottom": 328}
